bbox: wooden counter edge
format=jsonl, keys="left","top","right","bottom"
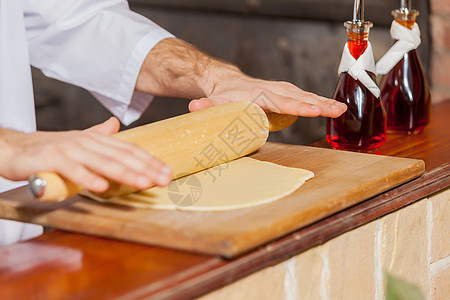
{"left": 2, "top": 101, "right": 449, "bottom": 299}
{"left": 139, "top": 163, "right": 449, "bottom": 299}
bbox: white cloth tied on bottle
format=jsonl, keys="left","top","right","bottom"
{"left": 338, "top": 41, "right": 380, "bottom": 98}
{"left": 376, "top": 21, "right": 421, "bottom": 75}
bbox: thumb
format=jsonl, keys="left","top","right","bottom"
{"left": 188, "top": 98, "right": 215, "bottom": 112}
{"left": 85, "top": 117, "right": 120, "bottom": 135}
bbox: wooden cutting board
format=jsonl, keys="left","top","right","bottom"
{"left": 0, "top": 143, "right": 424, "bottom": 258}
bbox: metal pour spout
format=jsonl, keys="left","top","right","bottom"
{"left": 345, "top": 0, "right": 372, "bottom": 38}
{"left": 353, "top": 0, "right": 364, "bottom": 22}
{"left": 393, "top": 0, "right": 418, "bottom": 26}
{"left": 400, "top": 0, "right": 411, "bottom": 12}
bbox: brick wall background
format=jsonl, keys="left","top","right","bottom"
{"left": 200, "top": 188, "right": 450, "bottom": 300}
{"left": 430, "top": 0, "right": 450, "bottom": 102}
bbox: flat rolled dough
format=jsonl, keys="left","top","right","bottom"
{"left": 85, "top": 157, "right": 314, "bottom": 211}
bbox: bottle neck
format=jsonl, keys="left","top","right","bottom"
{"left": 394, "top": 19, "right": 415, "bottom": 29}
{"left": 392, "top": 8, "right": 419, "bottom": 29}
{"left": 344, "top": 21, "right": 372, "bottom": 59}
{"left": 347, "top": 32, "right": 368, "bottom": 59}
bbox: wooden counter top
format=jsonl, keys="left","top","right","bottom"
{"left": 1, "top": 101, "right": 449, "bottom": 300}
{"left": 311, "top": 100, "right": 450, "bottom": 172}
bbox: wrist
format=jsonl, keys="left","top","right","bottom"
{"left": 136, "top": 38, "right": 207, "bottom": 98}
{"left": 199, "top": 59, "right": 243, "bottom": 97}
{"left": 136, "top": 38, "right": 245, "bottom": 99}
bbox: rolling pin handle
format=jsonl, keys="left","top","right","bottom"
{"left": 28, "top": 175, "right": 46, "bottom": 198}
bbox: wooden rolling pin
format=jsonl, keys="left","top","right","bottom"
{"left": 29, "top": 101, "right": 297, "bottom": 201}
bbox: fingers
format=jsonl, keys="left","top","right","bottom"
{"left": 6, "top": 129, "right": 172, "bottom": 193}
{"left": 203, "top": 78, "right": 347, "bottom": 118}
{"left": 188, "top": 98, "right": 215, "bottom": 112}
{"left": 268, "top": 82, "right": 348, "bottom": 117}
{"left": 252, "top": 91, "right": 317, "bottom": 117}
{"left": 190, "top": 93, "right": 343, "bottom": 118}
{"left": 62, "top": 141, "right": 171, "bottom": 191}
{"left": 81, "top": 118, "right": 172, "bottom": 190}
{"left": 292, "top": 92, "right": 347, "bottom": 118}
{"left": 85, "top": 117, "right": 120, "bottom": 135}
{"left": 86, "top": 133, "right": 155, "bottom": 165}
{"left": 71, "top": 134, "right": 172, "bottom": 189}
{"left": 54, "top": 160, "right": 109, "bottom": 193}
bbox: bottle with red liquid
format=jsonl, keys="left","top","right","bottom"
{"left": 379, "top": 2, "right": 431, "bottom": 134}
{"left": 327, "top": 15, "right": 386, "bottom": 151}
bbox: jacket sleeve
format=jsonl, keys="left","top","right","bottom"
{"left": 23, "top": 0, "right": 174, "bottom": 125}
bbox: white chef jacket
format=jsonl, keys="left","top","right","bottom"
{"left": 0, "top": 0, "right": 174, "bottom": 246}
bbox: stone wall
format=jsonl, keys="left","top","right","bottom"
{"left": 200, "top": 188, "right": 450, "bottom": 299}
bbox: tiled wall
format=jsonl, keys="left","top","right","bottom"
{"left": 200, "top": 188, "right": 449, "bottom": 299}
{"left": 430, "top": 0, "right": 450, "bottom": 102}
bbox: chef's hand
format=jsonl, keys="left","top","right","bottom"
{"left": 0, "top": 117, "right": 171, "bottom": 193}
{"left": 136, "top": 38, "right": 347, "bottom": 117}
{"left": 188, "top": 77, "right": 347, "bottom": 117}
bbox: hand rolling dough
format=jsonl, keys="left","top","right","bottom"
{"left": 84, "top": 157, "right": 314, "bottom": 211}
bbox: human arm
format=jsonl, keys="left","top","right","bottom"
{"left": 25, "top": 0, "right": 344, "bottom": 122}
{"left": 14, "top": 1, "right": 343, "bottom": 194}
{"left": 3, "top": 0, "right": 174, "bottom": 192}
{"left": 24, "top": 0, "right": 174, "bottom": 125}
{"left": 0, "top": 118, "right": 171, "bottom": 193}
{"left": 135, "top": 38, "right": 347, "bottom": 118}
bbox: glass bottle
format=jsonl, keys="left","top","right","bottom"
{"left": 379, "top": 7, "right": 431, "bottom": 134}
{"left": 327, "top": 21, "right": 386, "bottom": 151}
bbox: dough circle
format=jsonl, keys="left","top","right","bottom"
{"left": 85, "top": 157, "right": 314, "bottom": 211}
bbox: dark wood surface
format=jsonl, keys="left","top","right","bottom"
{"left": 311, "top": 100, "right": 450, "bottom": 172}
{"left": 1, "top": 101, "right": 449, "bottom": 300}
{"left": 0, "top": 144, "right": 424, "bottom": 258}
